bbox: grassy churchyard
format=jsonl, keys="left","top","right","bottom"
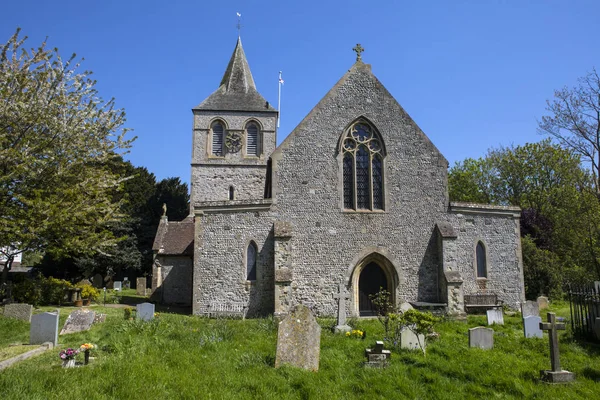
{"left": 0, "top": 300, "right": 599, "bottom": 399}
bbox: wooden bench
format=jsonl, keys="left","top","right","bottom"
{"left": 464, "top": 294, "right": 503, "bottom": 313}
{"left": 208, "top": 302, "right": 247, "bottom": 319}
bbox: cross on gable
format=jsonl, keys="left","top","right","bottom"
{"left": 353, "top": 43, "right": 364, "bottom": 62}
{"left": 539, "top": 312, "right": 566, "bottom": 372}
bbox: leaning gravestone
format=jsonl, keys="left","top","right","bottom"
{"left": 113, "top": 281, "right": 122, "bottom": 291}
{"left": 136, "top": 302, "right": 155, "bottom": 321}
{"left": 522, "top": 300, "right": 539, "bottom": 318}
{"left": 486, "top": 309, "right": 504, "bottom": 325}
{"left": 275, "top": 304, "right": 321, "bottom": 371}
{"left": 399, "top": 302, "right": 414, "bottom": 313}
{"left": 4, "top": 303, "right": 33, "bottom": 322}
{"left": 469, "top": 327, "right": 494, "bottom": 349}
{"left": 537, "top": 296, "right": 549, "bottom": 310}
{"left": 60, "top": 309, "right": 96, "bottom": 335}
{"left": 523, "top": 315, "right": 543, "bottom": 338}
{"left": 136, "top": 277, "right": 147, "bottom": 296}
{"left": 30, "top": 312, "right": 59, "bottom": 346}
{"left": 399, "top": 326, "right": 425, "bottom": 350}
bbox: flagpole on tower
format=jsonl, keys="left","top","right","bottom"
{"left": 278, "top": 71, "right": 283, "bottom": 128}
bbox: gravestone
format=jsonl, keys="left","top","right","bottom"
{"left": 136, "top": 302, "right": 155, "bottom": 321}
{"left": 30, "top": 312, "right": 59, "bottom": 346}
{"left": 275, "top": 304, "right": 321, "bottom": 371}
{"left": 113, "top": 281, "right": 122, "bottom": 291}
{"left": 60, "top": 309, "right": 96, "bottom": 335}
{"left": 486, "top": 309, "right": 504, "bottom": 325}
{"left": 364, "top": 340, "right": 391, "bottom": 368}
{"left": 123, "top": 278, "right": 131, "bottom": 290}
{"left": 136, "top": 277, "right": 147, "bottom": 296}
{"left": 539, "top": 312, "right": 575, "bottom": 383}
{"left": 93, "top": 313, "right": 107, "bottom": 324}
{"left": 4, "top": 303, "right": 33, "bottom": 322}
{"left": 399, "top": 302, "right": 414, "bottom": 313}
{"left": 522, "top": 300, "right": 539, "bottom": 318}
{"left": 399, "top": 326, "right": 425, "bottom": 350}
{"left": 77, "top": 278, "right": 92, "bottom": 286}
{"left": 332, "top": 283, "right": 351, "bottom": 333}
{"left": 594, "top": 318, "right": 600, "bottom": 340}
{"left": 537, "top": 296, "right": 549, "bottom": 310}
{"left": 468, "top": 327, "right": 494, "bottom": 349}
{"left": 523, "top": 315, "right": 543, "bottom": 338}
{"left": 92, "top": 274, "right": 103, "bottom": 288}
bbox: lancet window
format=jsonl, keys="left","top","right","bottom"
{"left": 211, "top": 121, "right": 224, "bottom": 156}
{"left": 246, "top": 122, "right": 259, "bottom": 156}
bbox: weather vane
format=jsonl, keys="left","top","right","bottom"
{"left": 236, "top": 12, "right": 242, "bottom": 36}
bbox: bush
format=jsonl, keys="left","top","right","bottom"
{"left": 12, "top": 276, "right": 72, "bottom": 306}
{"left": 78, "top": 284, "right": 99, "bottom": 301}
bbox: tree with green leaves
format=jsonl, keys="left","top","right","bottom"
{"left": 0, "top": 29, "right": 134, "bottom": 284}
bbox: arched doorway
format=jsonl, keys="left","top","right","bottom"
{"left": 358, "top": 262, "right": 389, "bottom": 316}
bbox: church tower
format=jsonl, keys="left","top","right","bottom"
{"left": 190, "top": 38, "right": 278, "bottom": 205}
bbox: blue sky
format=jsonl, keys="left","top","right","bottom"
{"left": 2, "top": 1, "right": 599, "bottom": 184}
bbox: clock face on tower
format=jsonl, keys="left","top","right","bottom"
{"left": 225, "top": 131, "right": 242, "bottom": 153}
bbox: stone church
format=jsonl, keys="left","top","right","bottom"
{"left": 152, "top": 37, "right": 525, "bottom": 317}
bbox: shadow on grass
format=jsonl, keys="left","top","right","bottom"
{"left": 119, "top": 296, "right": 148, "bottom": 305}
{"left": 155, "top": 304, "right": 192, "bottom": 315}
{"left": 582, "top": 367, "right": 600, "bottom": 382}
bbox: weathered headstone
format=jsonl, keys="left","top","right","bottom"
{"left": 399, "top": 326, "right": 425, "bottom": 350}
{"left": 539, "top": 312, "right": 575, "bottom": 383}
{"left": 113, "top": 281, "right": 122, "bottom": 291}
{"left": 93, "top": 313, "right": 107, "bottom": 324}
{"left": 332, "top": 283, "right": 351, "bottom": 333}
{"left": 593, "top": 317, "right": 600, "bottom": 340}
{"left": 30, "top": 312, "right": 59, "bottom": 346}
{"left": 60, "top": 309, "right": 96, "bottom": 335}
{"left": 4, "top": 303, "right": 33, "bottom": 322}
{"left": 522, "top": 300, "right": 539, "bottom": 318}
{"left": 275, "top": 304, "right": 321, "bottom": 371}
{"left": 136, "top": 302, "right": 155, "bottom": 321}
{"left": 123, "top": 278, "right": 131, "bottom": 290}
{"left": 92, "top": 274, "right": 103, "bottom": 288}
{"left": 364, "top": 340, "right": 391, "bottom": 368}
{"left": 136, "top": 277, "right": 147, "bottom": 296}
{"left": 399, "top": 302, "right": 414, "bottom": 313}
{"left": 468, "top": 327, "right": 494, "bottom": 349}
{"left": 486, "top": 309, "right": 504, "bottom": 325}
{"left": 523, "top": 315, "right": 543, "bottom": 338}
{"left": 537, "top": 296, "right": 549, "bottom": 310}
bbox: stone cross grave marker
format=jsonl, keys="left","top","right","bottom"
{"left": 486, "top": 309, "right": 504, "bottom": 325}
{"left": 522, "top": 300, "right": 539, "bottom": 318}
{"left": 60, "top": 309, "right": 96, "bottom": 335}
{"left": 469, "top": 327, "right": 494, "bottom": 349}
{"left": 333, "top": 283, "right": 351, "bottom": 333}
{"left": 275, "top": 304, "right": 321, "bottom": 371}
{"left": 30, "top": 312, "right": 59, "bottom": 346}
{"left": 537, "top": 296, "right": 549, "bottom": 310}
{"left": 364, "top": 340, "right": 391, "bottom": 368}
{"left": 4, "top": 303, "right": 33, "bottom": 322}
{"left": 136, "top": 277, "right": 147, "bottom": 296}
{"left": 523, "top": 315, "right": 543, "bottom": 338}
{"left": 539, "top": 312, "right": 575, "bottom": 382}
{"left": 137, "top": 302, "right": 155, "bottom": 321}
{"left": 113, "top": 281, "right": 122, "bottom": 291}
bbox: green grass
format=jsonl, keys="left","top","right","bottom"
{"left": 0, "top": 302, "right": 598, "bottom": 399}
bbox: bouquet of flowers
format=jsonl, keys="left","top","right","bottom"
{"left": 59, "top": 348, "right": 79, "bottom": 360}
{"left": 80, "top": 343, "right": 95, "bottom": 351}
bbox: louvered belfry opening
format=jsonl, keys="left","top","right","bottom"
{"left": 246, "top": 122, "right": 259, "bottom": 156}
{"left": 212, "top": 121, "right": 224, "bottom": 156}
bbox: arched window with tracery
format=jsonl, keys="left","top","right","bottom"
{"left": 476, "top": 241, "right": 487, "bottom": 278}
{"left": 341, "top": 121, "right": 385, "bottom": 210}
{"left": 211, "top": 121, "right": 224, "bottom": 156}
{"left": 246, "top": 242, "right": 257, "bottom": 281}
{"left": 246, "top": 122, "right": 260, "bottom": 156}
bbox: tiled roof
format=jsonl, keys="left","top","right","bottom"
{"left": 152, "top": 216, "right": 194, "bottom": 256}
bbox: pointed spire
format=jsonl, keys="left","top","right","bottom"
{"left": 194, "top": 38, "right": 276, "bottom": 112}
{"left": 219, "top": 37, "right": 257, "bottom": 93}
